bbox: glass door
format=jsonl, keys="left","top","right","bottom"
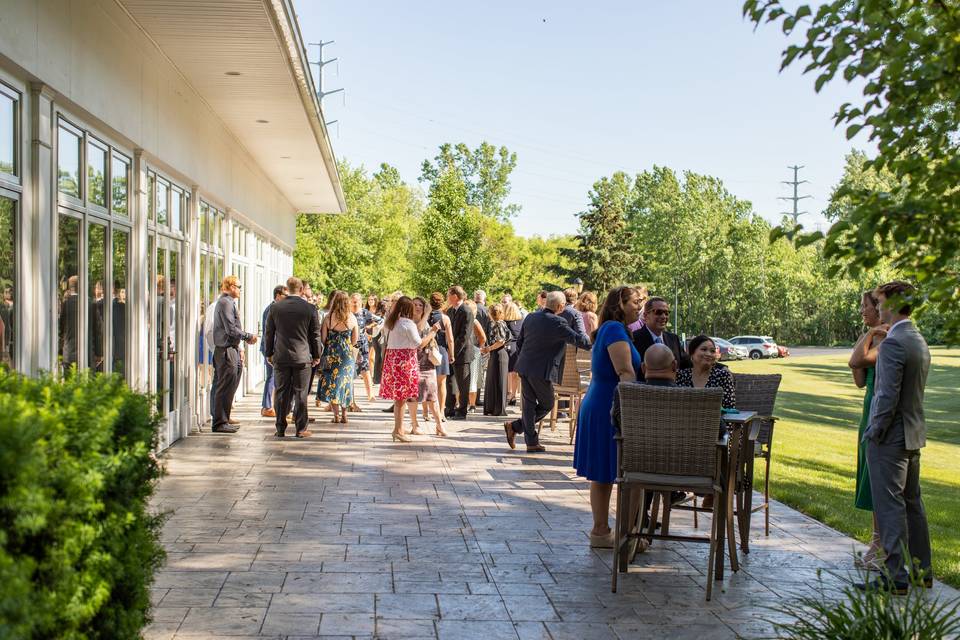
{"left": 151, "top": 234, "right": 183, "bottom": 447}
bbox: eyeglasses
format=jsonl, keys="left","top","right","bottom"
{"left": 649, "top": 309, "right": 669, "bottom": 316}
{"left": 232, "top": 284, "right": 242, "bottom": 290}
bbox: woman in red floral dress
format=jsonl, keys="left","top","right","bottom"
{"left": 380, "top": 296, "right": 441, "bottom": 442}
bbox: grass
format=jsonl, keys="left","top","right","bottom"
{"left": 727, "top": 348, "right": 960, "bottom": 589}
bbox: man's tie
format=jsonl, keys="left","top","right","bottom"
{"left": 654, "top": 335, "right": 663, "bottom": 345}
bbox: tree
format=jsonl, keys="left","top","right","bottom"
{"left": 420, "top": 142, "right": 519, "bottom": 221}
{"left": 744, "top": 0, "right": 960, "bottom": 341}
{"left": 559, "top": 172, "right": 635, "bottom": 293}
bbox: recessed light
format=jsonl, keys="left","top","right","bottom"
{"left": 280, "top": 155, "right": 291, "bottom": 159}
{"left": 225, "top": 71, "right": 242, "bottom": 76}
{"left": 304, "top": 192, "right": 313, "bottom": 195}
{"left": 256, "top": 119, "right": 269, "bottom": 124}
{"left": 294, "top": 177, "right": 304, "bottom": 180}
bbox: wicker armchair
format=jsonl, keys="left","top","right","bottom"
{"left": 546, "top": 344, "right": 589, "bottom": 444}
{"left": 612, "top": 384, "right": 726, "bottom": 600}
{"left": 732, "top": 373, "right": 782, "bottom": 540}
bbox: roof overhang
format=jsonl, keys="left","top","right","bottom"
{"left": 117, "top": 0, "right": 346, "bottom": 214}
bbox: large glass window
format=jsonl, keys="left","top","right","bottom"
{"left": 112, "top": 229, "right": 128, "bottom": 378}
{"left": 0, "top": 196, "right": 15, "bottom": 368}
{"left": 0, "top": 87, "right": 16, "bottom": 177}
{"left": 156, "top": 179, "right": 168, "bottom": 227}
{"left": 57, "top": 215, "right": 81, "bottom": 373}
{"left": 147, "top": 173, "right": 156, "bottom": 221}
{"left": 57, "top": 124, "right": 81, "bottom": 198}
{"left": 87, "top": 222, "right": 107, "bottom": 372}
{"left": 170, "top": 188, "right": 182, "bottom": 233}
{"left": 87, "top": 140, "right": 107, "bottom": 208}
{"left": 111, "top": 153, "right": 129, "bottom": 216}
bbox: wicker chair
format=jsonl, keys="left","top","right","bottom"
{"left": 732, "top": 373, "right": 782, "bottom": 541}
{"left": 546, "top": 344, "right": 589, "bottom": 444}
{"left": 612, "top": 384, "right": 726, "bottom": 600}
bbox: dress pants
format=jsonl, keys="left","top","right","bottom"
{"left": 261, "top": 359, "right": 275, "bottom": 409}
{"left": 445, "top": 360, "right": 471, "bottom": 417}
{"left": 212, "top": 346, "right": 242, "bottom": 429}
{"left": 510, "top": 375, "right": 553, "bottom": 446}
{"left": 274, "top": 363, "right": 311, "bottom": 435}
{"left": 867, "top": 440, "right": 932, "bottom": 583}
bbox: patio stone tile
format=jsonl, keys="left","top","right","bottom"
{"left": 375, "top": 593, "right": 440, "bottom": 620}
{"left": 437, "top": 594, "right": 511, "bottom": 620}
{"left": 544, "top": 622, "right": 619, "bottom": 640}
{"left": 269, "top": 592, "right": 375, "bottom": 613}
{"left": 435, "top": 620, "right": 519, "bottom": 640}
{"left": 159, "top": 588, "right": 220, "bottom": 607}
{"left": 318, "top": 612, "right": 375, "bottom": 635}
{"left": 223, "top": 571, "right": 287, "bottom": 592}
{"left": 259, "top": 611, "right": 320, "bottom": 636}
{"left": 177, "top": 607, "right": 266, "bottom": 636}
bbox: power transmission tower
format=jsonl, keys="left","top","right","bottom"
{"left": 308, "top": 41, "right": 344, "bottom": 105}
{"left": 779, "top": 165, "right": 811, "bottom": 224}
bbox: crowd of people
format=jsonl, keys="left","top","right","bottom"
{"left": 207, "top": 274, "right": 933, "bottom": 591}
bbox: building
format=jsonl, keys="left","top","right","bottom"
{"left": 0, "top": 0, "right": 345, "bottom": 448}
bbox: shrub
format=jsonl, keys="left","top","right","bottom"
{"left": 0, "top": 370, "right": 165, "bottom": 639}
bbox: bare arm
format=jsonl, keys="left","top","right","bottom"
{"left": 443, "top": 314, "right": 455, "bottom": 362}
{"left": 852, "top": 367, "right": 866, "bottom": 389}
{"left": 473, "top": 319, "right": 486, "bottom": 347}
{"left": 849, "top": 326, "right": 886, "bottom": 369}
{"left": 418, "top": 322, "right": 441, "bottom": 348}
{"left": 607, "top": 340, "right": 636, "bottom": 384}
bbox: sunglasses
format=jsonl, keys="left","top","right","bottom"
{"left": 649, "top": 309, "right": 669, "bottom": 316}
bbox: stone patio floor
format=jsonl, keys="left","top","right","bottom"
{"left": 146, "top": 385, "right": 958, "bottom": 639}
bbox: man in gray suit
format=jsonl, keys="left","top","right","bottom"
{"left": 858, "top": 281, "right": 932, "bottom": 593}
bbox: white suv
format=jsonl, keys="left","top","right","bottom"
{"left": 728, "top": 335, "right": 779, "bottom": 360}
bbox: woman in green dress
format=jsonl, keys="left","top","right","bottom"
{"left": 317, "top": 290, "right": 359, "bottom": 424}
{"left": 848, "top": 289, "right": 888, "bottom": 569}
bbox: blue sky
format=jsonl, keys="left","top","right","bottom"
{"left": 293, "top": 1, "right": 867, "bottom": 237}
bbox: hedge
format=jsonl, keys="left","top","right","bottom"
{"left": 0, "top": 370, "right": 165, "bottom": 639}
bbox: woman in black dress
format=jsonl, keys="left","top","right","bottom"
{"left": 351, "top": 293, "right": 382, "bottom": 403}
{"left": 502, "top": 301, "right": 523, "bottom": 405}
{"left": 482, "top": 304, "right": 509, "bottom": 416}
{"left": 371, "top": 296, "right": 387, "bottom": 386}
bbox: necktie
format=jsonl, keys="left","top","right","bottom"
{"left": 654, "top": 335, "right": 663, "bottom": 345}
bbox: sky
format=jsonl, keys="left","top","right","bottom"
{"left": 293, "top": 1, "right": 868, "bottom": 237}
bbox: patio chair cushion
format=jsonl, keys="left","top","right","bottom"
{"left": 622, "top": 472, "right": 716, "bottom": 491}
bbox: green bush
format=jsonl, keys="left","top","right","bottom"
{"left": 0, "top": 370, "right": 165, "bottom": 639}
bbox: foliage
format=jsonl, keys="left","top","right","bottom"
{"left": 0, "top": 370, "right": 165, "bottom": 639}
{"left": 768, "top": 566, "right": 960, "bottom": 639}
{"left": 420, "top": 142, "right": 519, "bottom": 221}
{"left": 294, "top": 161, "right": 421, "bottom": 294}
{"left": 558, "top": 172, "right": 636, "bottom": 293}
{"left": 743, "top": 0, "right": 960, "bottom": 343}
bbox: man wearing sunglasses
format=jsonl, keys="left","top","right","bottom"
{"left": 212, "top": 275, "right": 258, "bottom": 433}
{"left": 631, "top": 296, "right": 691, "bottom": 381}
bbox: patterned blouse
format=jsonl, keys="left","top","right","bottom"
{"left": 488, "top": 320, "right": 508, "bottom": 350}
{"left": 676, "top": 364, "right": 736, "bottom": 409}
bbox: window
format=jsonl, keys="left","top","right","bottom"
{"left": 147, "top": 173, "right": 155, "bottom": 221}
{"left": 112, "top": 229, "right": 128, "bottom": 378}
{"left": 170, "top": 187, "right": 182, "bottom": 233}
{"left": 0, "top": 86, "right": 16, "bottom": 177}
{"left": 57, "top": 215, "right": 81, "bottom": 373}
{"left": 88, "top": 222, "right": 107, "bottom": 372}
{"left": 57, "top": 123, "right": 81, "bottom": 198}
{"left": 87, "top": 139, "right": 107, "bottom": 207}
{"left": 156, "top": 179, "right": 168, "bottom": 226}
{"left": 0, "top": 195, "right": 15, "bottom": 368}
{"left": 111, "top": 153, "right": 129, "bottom": 216}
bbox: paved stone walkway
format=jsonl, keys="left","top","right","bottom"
{"left": 146, "top": 386, "right": 957, "bottom": 639}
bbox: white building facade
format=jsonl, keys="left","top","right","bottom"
{"left": 0, "top": 0, "right": 344, "bottom": 448}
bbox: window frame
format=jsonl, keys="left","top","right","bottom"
{"left": 0, "top": 82, "right": 20, "bottom": 184}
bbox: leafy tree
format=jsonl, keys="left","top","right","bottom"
{"left": 744, "top": 0, "right": 960, "bottom": 341}
{"left": 559, "top": 172, "right": 635, "bottom": 293}
{"left": 420, "top": 142, "right": 519, "bottom": 221}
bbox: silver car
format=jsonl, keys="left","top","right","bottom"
{"left": 728, "top": 335, "right": 779, "bottom": 360}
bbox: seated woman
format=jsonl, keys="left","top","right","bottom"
{"left": 676, "top": 335, "right": 736, "bottom": 409}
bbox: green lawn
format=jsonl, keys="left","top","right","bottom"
{"left": 727, "top": 348, "right": 960, "bottom": 588}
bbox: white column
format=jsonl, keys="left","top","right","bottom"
{"left": 131, "top": 149, "right": 149, "bottom": 391}
{"left": 184, "top": 186, "right": 201, "bottom": 432}
{"left": 27, "top": 83, "right": 55, "bottom": 376}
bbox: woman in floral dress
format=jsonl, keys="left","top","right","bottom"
{"left": 381, "top": 296, "right": 441, "bottom": 442}
{"left": 317, "top": 290, "right": 358, "bottom": 424}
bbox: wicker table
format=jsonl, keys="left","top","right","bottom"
{"left": 713, "top": 411, "right": 758, "bottom": 579}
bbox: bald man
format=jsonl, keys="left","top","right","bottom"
{"left": 640, "top": 343, "right": 678, "bottom": 385}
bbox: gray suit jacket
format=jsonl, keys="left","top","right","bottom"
{"left": 866, "top": 320, "right": 930, "bottom": 449}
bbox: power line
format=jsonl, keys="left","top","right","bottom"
{"left": 779, "top": 165, "right": 811, "bottom": 224}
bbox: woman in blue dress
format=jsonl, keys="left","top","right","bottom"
{"left": 351, "top": 292, "right": 381, "bottom": 404}
{"left": 573, "top": 285, "right": 644, "bottom": 549}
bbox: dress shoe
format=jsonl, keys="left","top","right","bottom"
{"left": 854, "top": 576, "right": 908, "bottom": 595}
{"left": 507, "top": 397, "right": 517, "bottom": 406}
{"left": 449, "top": 414, "right": 466, "bottom": 421}
{"left": 295, "top": 430, "right": 313, "bottom": 438}
{"left": 503, "top": 422, "right": 516, "bottom": 449}
{"left": 670, "top": 491, "right": 690, "bottom": 506}
{"left": 274, "top": 430, "right": 286, "bottom": 438}
{"left": 260, "top": 408, "right": 276, "bottom": 417}
{"left": 212, "top": 425, "right": 238, "bottom": 434}
{"left": 526, "top": 444, "right": 546, "bottom": 453}
{"left": 382, "top": 406, "right": 395, "bottom": 413}
{"left": 228, "top": 418, "right": 240, "bottom": 425}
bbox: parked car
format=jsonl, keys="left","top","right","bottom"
{"left": 712, "top": 337, "right": 747, "bottom": 361}
{"left": 728, "top": 335, "right": 779, "bottom": 360}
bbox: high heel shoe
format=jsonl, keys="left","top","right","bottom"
{"left": 391, "top": 431, "right": 411, "bottom": 443}
{"left": 435, "top": 428, "right": 448, "bottom": 437}
{"left": 410, "top": 427, "right": 425, "bottom": 435}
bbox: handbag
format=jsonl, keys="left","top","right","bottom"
{"left": 349, "top": 344, "right": 360, "bottom": 361}
{"left": 427, "top": 338, "right": 442, "bottom": 366}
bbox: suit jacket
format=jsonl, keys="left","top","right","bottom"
{"left": 264, "top": 295, "right": 322, "bottom": 367}
{"left": 866, "top": 320, "right": 930, "bottom": 449}
{"left": 447, "top": 303, "right": 477, "bottom": 363}
{"left": 515, "top": 308, "right": 592, "bottom": 383}
{"left": 560, "top": 304, "right": 587, "bottom": 339}
{"left": 631, "top": 326, "right": 691, "bottom": 380}
{"left": 475, "top": 303, "right": 491, "bottom": 340}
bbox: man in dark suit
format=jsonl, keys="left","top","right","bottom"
{"left": 445, "top": 285, "right": 476, "bottom": 419}
{"left": 473, "top": 289, "right": 491, "bottom": 409}
{"left": 260, "top": 284, "right": 288, "bottom": 418}
{"left": 263, "top": 276, "right": 322, "bottom": 438}
{"left": 504, "top": 291, "right": 591, "bottom": 453}
{"left": 560, "top": 288, "right": 587, "bottom": 337}
{"left": 858, "top": 281, "right": 932, "bottom": 593}
{"left": 631, "top": 296, "right": 691, "bottom": 380}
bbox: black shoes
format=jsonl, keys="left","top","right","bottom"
{"left": 448, "top": 414, "right": 467, "bottom": 420}
{"left": 212, "top": 425, "right": 238, "bottom": 434}
{"left": 854, "top": 576, "right": 909, "bottom": 596}
{"left": 526, "top": 444, "right": 546, "bottom": 453}
{"left": 381, "top": 406, "right": 395, "bottom": 413}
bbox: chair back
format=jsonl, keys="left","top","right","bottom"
{"left": 733, "top": 373, "right": 782, "bottom": 445}
{"left": 559, "top": 344, "right": 584, "bottom": 390}
{"left": 618, "top": 384, "right": 723, "bottom": 478}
